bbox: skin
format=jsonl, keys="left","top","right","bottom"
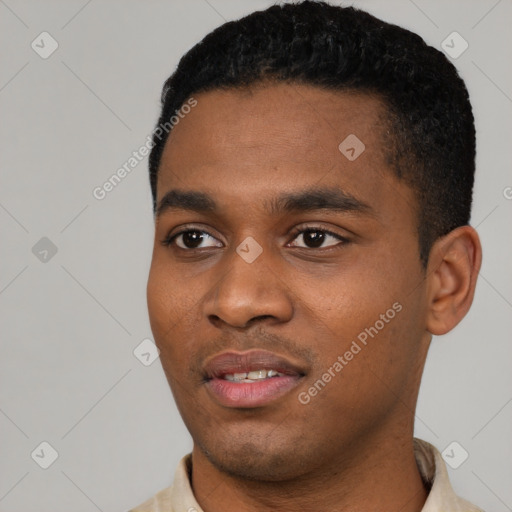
{"left": 146, "top": 82, "right": 482, "bottom": 512}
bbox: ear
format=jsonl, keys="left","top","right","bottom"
{"left": 425, "top": 226, "right": 482, "bottom": 336}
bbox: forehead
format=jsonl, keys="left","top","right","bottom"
{"left": 156, "top": 83, "right": 409, "bottom": 217}
{"left": 162, "top": 83, "right": 388, "bottom": 168}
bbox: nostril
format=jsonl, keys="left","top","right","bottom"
{"left": 208, "top": 314, "right": 276, "bottom": 330}
{"left": 247, "top": 315, "right": 275, "bottom": 325}
{"left": 208, "top": 314, "right": 223, "bottom": 328}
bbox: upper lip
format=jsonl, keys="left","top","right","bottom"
{"left": 203, "top": 349, "right": 306, "bottom": 379}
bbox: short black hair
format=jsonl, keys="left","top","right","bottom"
{"left": 149, "top": 0, "right": 475, "bottom": 265}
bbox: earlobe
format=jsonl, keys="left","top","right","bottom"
{"left": 425, "top": 226, "right": 482, "bottom": 336}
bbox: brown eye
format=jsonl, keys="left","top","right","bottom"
{"left": 165, "top": 230, "right": 223, "bottom": 249}
{"left": 289, "top": 228, "right": 344, "bottom": 249}
{"left": 303, "top": 230, "right": 326, "bottom": 248}
{"left": 180, "top": 231, "right": 205, "bottom": 248}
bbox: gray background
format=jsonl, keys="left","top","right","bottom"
{"left": 1, "top": 0, "right": 511, "bottom": 511}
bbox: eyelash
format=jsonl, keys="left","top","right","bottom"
{"left": 287, "top": 226, "right": 349, "bottom": 248}
{"left": 160, "top": 225, "right": 349, "bottom": 250}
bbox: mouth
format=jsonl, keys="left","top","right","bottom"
{"left": 203, "top": 349, "right": 306, "bottom": 408}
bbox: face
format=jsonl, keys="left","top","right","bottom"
{"left": 147, "top": 83, "right": 431, "bottom": 482}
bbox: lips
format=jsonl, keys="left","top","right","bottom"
{"left": 203, "top": 350, "right": 306, "bottom": 408}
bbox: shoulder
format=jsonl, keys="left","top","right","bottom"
{"left": 414, "top": 438, "right": 485, "bottom": 512}
{"left": 126, "top": 454, "right": 195, "bottom": 512}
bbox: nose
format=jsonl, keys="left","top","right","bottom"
{"left": 203, "top": 247, "right": 294, "bottom": 329}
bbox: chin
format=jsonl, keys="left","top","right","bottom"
{"left": 196, "top": 433, "right": 313, "bottom": 482}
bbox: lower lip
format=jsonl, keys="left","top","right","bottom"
{"left": 206, "top": 376, "right": 301, "bottom": 408}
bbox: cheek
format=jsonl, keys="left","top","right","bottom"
{"left": 146, "top": 257, "right": 209, "bottom": 368}
{"left": 296, "top": 267, "right": 399, "bottom": 337}
{"left": 297, "top": 248, "right": 424, "bottom": 371}
{"left": 147, "top": 262, "right": 173, "bottom": 335}
{"left": 147, "top": 260, "right": 190, "bottom": 344}
{"left": 321, "top": 273, "right": 425, "bottom": 411}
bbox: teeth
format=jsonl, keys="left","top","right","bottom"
{"left": 222, "top": 369, "right": 284, "bottom": 382}
{"left": 224, "top": 373, "right": 246, "bottom": 381}
{"left": 247, "top": 370, "right": 266, "bottom": 379}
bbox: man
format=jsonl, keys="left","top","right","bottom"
{"left": 131, "top": 1, "right": 484, "bottom": 511}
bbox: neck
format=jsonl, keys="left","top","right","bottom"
{"left": 190, "top": 431, "right": 428, "bottom": 512}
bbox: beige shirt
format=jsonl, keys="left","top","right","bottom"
{"left": 129, "top": 438, "right": 484, "bottom": 512}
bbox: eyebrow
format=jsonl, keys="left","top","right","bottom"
{"left": 156, "top": 190, "right": 216, "bottom": 218}
{"left": 155, "top": 187, "right": 373, "bottom": 218}
{"left": 266, "top": 187, "right": 373, "bottom": 216}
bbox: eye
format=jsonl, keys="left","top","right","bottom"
{"left": 162, "top": 229, "right": 223, "bottom": 249}
{"left": 288, "top": 228, "right": 346, "bottom": 249}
